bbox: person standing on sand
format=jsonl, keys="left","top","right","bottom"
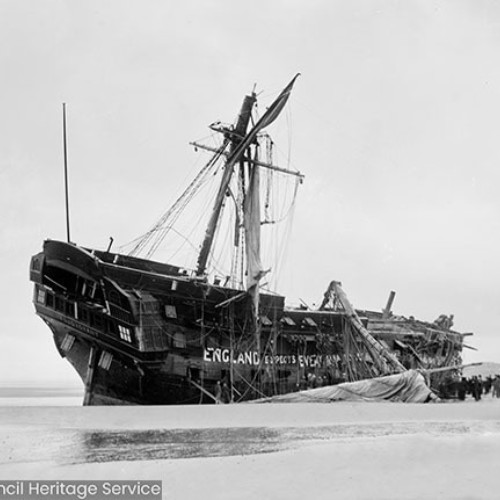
{"left": 477, "top": 375, "right": 483, "bottom": 399}
{"left": 214, "top": 381, "right": 222, "bottom": 404}
{"left": 457, "top": 377, "right": 467, "bottom": 401}
{"left": 484, "top": 376, "right": 492, "bottom": 395}
{"left": 221, "top": 381, "right": 231, "bottom": 404}
{"left": 493, "top": 376, "right": 500, "bottom": 398}
{"left": 472, "top": 376, "right": 482, "bottom": 401}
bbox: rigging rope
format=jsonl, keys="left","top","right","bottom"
{"left": 122, "top": 91, "right": 301, "bottom": 290}
{"left": 127, "top": 139, "right": 229, "bottom": 258}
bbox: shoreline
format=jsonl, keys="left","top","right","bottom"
{"left": 1, "top": 400, "right": 498, "bottom": 499}
{"left": 0, "top": 398, "right": 498, "bottom": 429}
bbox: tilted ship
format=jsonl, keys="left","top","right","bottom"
{"left": 29, "top": 76, "right": 470, "bottom": 405}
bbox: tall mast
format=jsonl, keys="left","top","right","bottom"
{"left": 196, "top": 92, "right": 256, "bottom": 276}
{"left": 62, "top": 103, "right": 71, "bottom": 244}
{"left": 196, "top": 74, "right": 300, "bottom": 277}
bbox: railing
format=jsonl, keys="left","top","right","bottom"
{"left": 34, "top": 284, "right": 136, "bottom": 345}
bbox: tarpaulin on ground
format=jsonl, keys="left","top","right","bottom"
{"left": 252, "top": 370, "right": 436, "bottom": 403}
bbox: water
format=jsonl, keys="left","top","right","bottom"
{"left": 0, "top": 386, "right": 83, "bottom": 406}
{"left": 1, "top": 419, "right": 497, "bottom": 467}
{"left": 1, "top": 389, "right": 499, "bottom": 468}
{"left": 1, "top": 400, "right": 498, "bottom": 500}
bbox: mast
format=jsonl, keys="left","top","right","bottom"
{"left": 62, "top": 103, "right": 71, "bottom": 244}
{"left": 321, "top": 281, "right": 406, "bottom": 374}
{"left": 382, "top": 290, "right": 396, "bottom": 319}
{"left": 196, "top": 93, "right": 256, "bottom": 276}
{"left": 196, "top": 73, "right": 300, "bottom": 277}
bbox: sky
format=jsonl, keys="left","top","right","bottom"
{"left": 1, "top": 0, "right": 499, "bottom": 386}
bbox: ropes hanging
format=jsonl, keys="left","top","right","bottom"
{"left": 120, "top": 82, "right": 302, "bottom": 289}
{"left": 127, "top": 139, "right": 230, "bottom": 259}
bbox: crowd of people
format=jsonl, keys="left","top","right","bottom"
{"left": 440, "top": 374, "right": 500, "bottom": 401}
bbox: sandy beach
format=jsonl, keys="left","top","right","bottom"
{"left": 0, "top": 399, "right": 499, "bottom": 499}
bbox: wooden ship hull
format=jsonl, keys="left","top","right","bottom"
{"left": 30, "top": 240, "right": 467, "bottom": 405}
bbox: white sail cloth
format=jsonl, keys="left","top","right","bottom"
{"left": 243, "top": 164, "right": 264, "bottom": 290}
{"left": 251, "top": 370, "right": 436, "bottom": 403}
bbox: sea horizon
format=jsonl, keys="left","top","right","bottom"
{"left": 0, "top": 383, "right": 84, "bottom": 406}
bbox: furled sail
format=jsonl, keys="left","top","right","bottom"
{"left": 244, "top": 162, "right": 263, "bottom": 290}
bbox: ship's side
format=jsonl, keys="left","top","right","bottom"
{"left": 30, "top": 240, "right": 354, "bottom": 404}
{"left": 30, "top": 240, "right": 466, "bottom": 405}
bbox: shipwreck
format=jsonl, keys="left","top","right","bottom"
{"left": 30, "top": 75, "right": 472, "bottom": 404}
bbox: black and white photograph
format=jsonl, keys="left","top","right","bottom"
{"left": 1, "top": 1, "right": 499, "bottom": 499}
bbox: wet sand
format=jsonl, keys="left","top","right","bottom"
{"left": 0, "top": 399, "right": 499, "bottom": 499}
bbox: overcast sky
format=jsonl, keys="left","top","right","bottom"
{"left": 1, "top": 0, "right": 499, "bottom": 386}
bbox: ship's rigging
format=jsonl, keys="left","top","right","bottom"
{"left": 124, "top": 75, "right": 303, "bottom": 292}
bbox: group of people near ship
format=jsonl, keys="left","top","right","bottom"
{"left": 214, "top": 381, "right": 231, "bottom": 404}
{"left": 438, "top": 374, "right": 500, "bottom": 400}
